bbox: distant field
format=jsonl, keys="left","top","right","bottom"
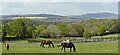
{"left": 92, "top": 34, "right": 119, "bottom": 39}
{"left": 11, "top": 17, "right": 48, "bottom": 19}
{"left": 62, "top": 33, "right": 119, "bottom": 40}
{"left": 2, "top": 41, "right": 118, "bottom": 53}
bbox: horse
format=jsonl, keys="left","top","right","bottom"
{"left": 40, "top": 40, "right": 54, "bottom": 48}
{"left": 5, "top": 43, "right": 9, "bottom": 51}
{"left": 58, "top": 42, "right": 76, "bottom": 52}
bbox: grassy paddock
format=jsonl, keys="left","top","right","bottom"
{"left": 92, "top": 34, "right": 119, "bottom": 38}
{"left": 2, "top": 41, "right": 118, "bottom": 53}
{"left": 0, "top": 42, "right": 2, "bottom": 54}
{"left": 5, "top": 33, "right": 119, "bottom": 43}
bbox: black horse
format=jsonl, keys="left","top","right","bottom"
{"left": 58, "top": 42, "right": 76, "bottom": 52}
{"left": 40, "top": 40, "right": 54, "bottom": 48}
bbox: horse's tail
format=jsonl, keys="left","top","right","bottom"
{"left": 58, "top": 43, "right": 63, "bottom": 47}
{"left": 58, "top": 43, "right": 64, "bottom": 47}
{"left": 58, "top": 45, "right": 62, "bottom": 47}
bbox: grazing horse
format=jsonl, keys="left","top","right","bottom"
{"left": 5, "top": 43, "right": 9, "bottom": 51}
{"left": 58, "top": 42, "right": 76, "bottom": 52}
{"left": 40, "top": 40, "right": 54, "bottom": 48}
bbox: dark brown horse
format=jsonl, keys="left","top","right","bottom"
{"left": 40, "top": 40, "right": 54, "bottom": 48}
{"left": 58, "top": 42, "right": 76, "bottom": 52}
{"left": 5, "top": 43, "right": 9, "bottom": 51}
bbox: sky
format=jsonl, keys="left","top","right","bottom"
{"left": 0, "top": 0, "right": 119, "bottom": 15}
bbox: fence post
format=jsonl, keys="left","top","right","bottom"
{"left": 100, "top": 39, "right": 102, "bottom": 42}
{"left": 79, "top": 40, "right": 81, "bottom": 43}
{"left": 96, "top": 39, "right": 97, "bottom": 42}
{"left": 84, "top": 39, "right": 85, "bottom": 43}
{"left": 92, "top": 39, "right": 93, "bottom": 42}
{"left": 108, "top": 38, "right": 109, "bottom": 42}
{"left": 104, "top": 38, "right": 105, "bottom": 42}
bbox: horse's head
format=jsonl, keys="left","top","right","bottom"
{"left": 5, "top": 43, "right": 8, "bottom": 46}
{"left": 52, "top": 45, "right": 54, "bottom": 48}
{"left": 73, "top": 47, "right": 76, "bottom": 52}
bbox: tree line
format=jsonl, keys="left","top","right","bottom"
{"left": 2, "top": 18, "right": 119, "bottom": 41}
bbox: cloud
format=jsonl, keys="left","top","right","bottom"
{"left": 1, "top": 0, "right": 119, "bottom": 2}
{"left": 1, "top": 2, "right": 118, "bottom": 15}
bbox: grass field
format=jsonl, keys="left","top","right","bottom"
{"left": 59, "top": 33, "right": 119, "bottom": 40}
{"left": 5, "top": 33, "right": 119, "bottom": 43}
{"left": 0, "top": 42, "right": 2, "bottom": 54}
{"left": 2, "top": 41, "right": 118, "bottom": 53}
{"left": 92, "top": 34, "right": 119, "bottom": 38}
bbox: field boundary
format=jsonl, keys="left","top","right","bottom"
{"left": 68, "top": 38, "right": 119, "bottom": 43}
{"left": 5, "top": 37, "right": 120, "bottom": 44}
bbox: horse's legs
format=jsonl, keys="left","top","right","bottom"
{"left": 43, "top": 44, "right": 45, "bottom": 48}
{"left": 5, "top": 46, "right": 6, "bottom": 50}
{"left": 64, "top": 47, "right": 66, "bottom": 52}
{"left": 61, "top": 47, "right": 63, "bottom": 52}
{"left": 48, "top": 44, "right": 51, "bottom": 48}
{"left": 40, "top": 42, "right": 42, "bottom": 47}
{"left": 70, "top": 47, "right": 71, "bottom": 52}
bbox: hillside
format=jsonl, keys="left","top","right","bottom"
{"left": 69, "top": 12, "right": 117, "bottom": 20}
{"left": 1, "top": 12, "right": 117, "bottom": 21}
{"left": 2, "top": 14, "right": 71, "bottom": 22}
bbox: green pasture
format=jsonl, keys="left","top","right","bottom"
{"left": 92, "top": 34, "right": 119, "bottom": 39}
{"left": 2, "top": 41, "right": 118, "bottom": 53}
{"left": 5, "top": 33, "right": 119, "bottom": 43}
{"left": 0, "top": 42, "right": 2, "bottom": 54}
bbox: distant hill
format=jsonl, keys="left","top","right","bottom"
{"left": 1, "top": 14, "right": 70, "bottom": 21}
{"left": 1, "top": 12, "right": 117, "bottom": 21}
{"left": 2, "top": 14, "right": 66, "bottom": 18}
{"left": 68, "top": 12, "right": 117, "bottom": 20}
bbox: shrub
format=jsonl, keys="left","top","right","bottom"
{"left": 83, "top": 30, "right": 91, "bottom": 39}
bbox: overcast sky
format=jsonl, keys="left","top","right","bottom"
{"left": 1, "top": 0, "right": 119, "bottom": 15}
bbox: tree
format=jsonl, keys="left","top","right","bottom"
{"left": 23, "top": 18, "right": 35, "bottom": 37}
{"left": 90, "top": 26, "right": 98, "bottom": 36}
{"left": 34, "top": 25, "right": 47, "bottom": 37}
{"left": 67, "top": 23, "right": 84, "bottom": 37}
{"left": 2, "top": 21, "right": 10, "bottom": 41}
{"left": 43, "top": 25, "right": 61, "bottom": 38}
{"left": 56, "top": 22, "right": 69, "bottom": 37}
{"left": 10, "top": 18, "right": 27, "bottom": 38}
{"left": 109, "top": 25, "right": 119, "bottom": 33}
{"left": 2, "top": 21, "right": 9, "bottom": 38}
{"left": 97, "top": 26, "right": 105, "bottom": 38}
{"left": 26, "top": 27, "right": 35, "bottom": 37}
{"left": 83, "top": 30, "right": 91, "bottom": 39}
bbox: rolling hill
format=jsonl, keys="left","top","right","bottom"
{"left": 1, "top": 12, "right": 117, "bottom": 21}
{"left": 68, "top": 12, "right": 117, "bottom": 20}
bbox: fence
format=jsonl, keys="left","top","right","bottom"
{"left": 69, "top": 38, "right": 120, "bottom": 43}
{"left": 5, "top": 37, "right": 120, "bottom": 44}
{"left": 54, "top": 37, "right": 120, "bottom": 43}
